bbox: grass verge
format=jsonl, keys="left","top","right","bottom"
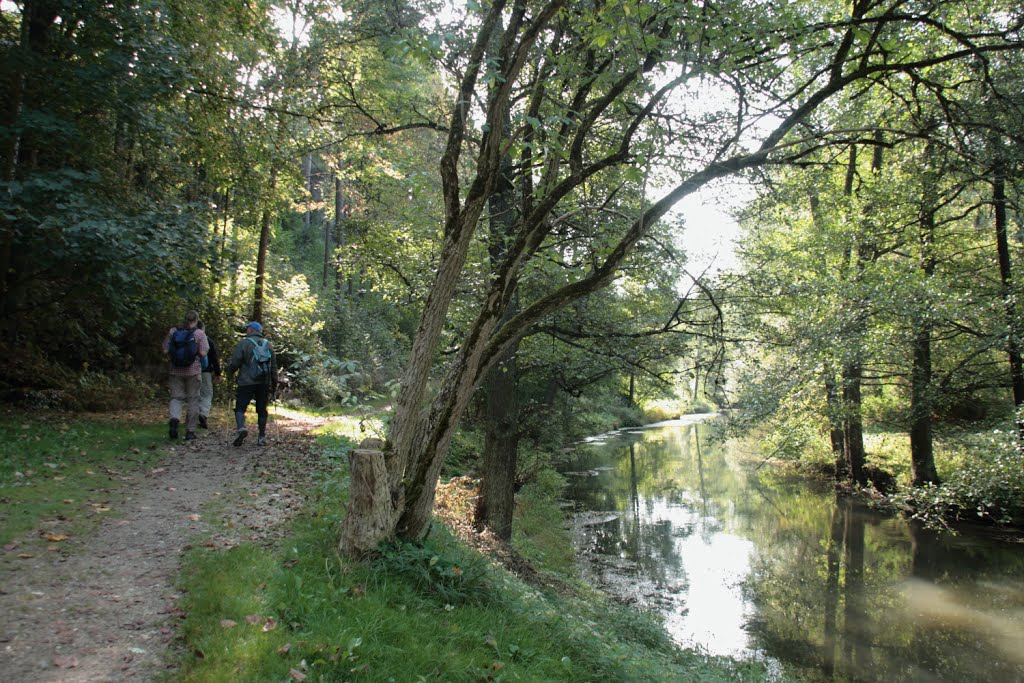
{"left": 0, "top": 410, "right": 167, "bottom": 547}
{"left": 174, "top": 426, "right": 782, "bottom": 682}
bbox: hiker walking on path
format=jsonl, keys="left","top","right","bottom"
{"left": 162, "top": 310, "right": 209, "bottom": 441}
{"left": 226, "top": 321, "right": 277, "bottom": 447}
{"left": 196, "top": 320, "right": 221, "bottom": 429}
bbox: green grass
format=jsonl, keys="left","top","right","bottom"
{"left": 0, "top": 412, "right": 167, "bottom": 546}
{"left": 174, "top": 431, "right": 783, "bottom": 682}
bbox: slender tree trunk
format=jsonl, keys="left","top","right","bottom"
{"left": 323, "top": 172, "right": 334, "bottom": 289}
{"left": 910, "top": 145, "right": 940, "bottom": 486}
{"left": 812, "top": 193, "right": 847, "bottom": 472}
{"left": 251, "top": 167, "right": 278, "bottom": 322}
{"left": 825, "top": 368, "right": 846, "bottom": 474}
{"left": 993, "top": 151, "right": 1024, "bottom": 437}
{"left": 334, "top": 172, "right": 349, "bottom": 297}
{"left": 840, "top": 146, "right": 866, "bottom": 486}
{"left": 842, "top": 366, "right": 866, "bottom": 485}
{"left": 217, "top": 189, "right": 230, "bottom": 301}
{"left": 842, "top": 136, "right": 884, "bottom": 487}
{"left": 302, "top": 154, "right": 312, "bottom": 232}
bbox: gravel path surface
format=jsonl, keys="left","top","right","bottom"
{"left": 0, "top": 414, "right": 330, "bottom": 682}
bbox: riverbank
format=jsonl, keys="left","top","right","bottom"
{"left": 0, "top": 406, "right": 782, "bottom": 681}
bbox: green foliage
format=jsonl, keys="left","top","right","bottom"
{"left": 512, "top": 468, "right": 577, "bottom": 573}
{"left": 374, "top": 534, "right": 492, "bottom": 607}
{"left": 896, "top": 428, "right": 1024, "bottom": 527}
{"left": 444, "top": 428, "right": 483, "bottom": 478}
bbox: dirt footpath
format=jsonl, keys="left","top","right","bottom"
{"left": 0, "top": 413, "right": 333, "bottom": 682}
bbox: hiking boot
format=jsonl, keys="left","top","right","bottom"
{"left": 233, "top": 428, "right": 248, "bottom": 447}
{"left": 184, "top": 431, "right": 197, "bottom": 441}
{"left": 198, "top": 415, "right": 208, "bottom": 429}
{"left": 257, "top": 434, "right": 267, "bottom": 447}
{"left": 168, "top": 418, "right": 179, "bottom": 440}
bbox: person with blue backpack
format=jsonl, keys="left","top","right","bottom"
{"left": 226, "top": 321, "right": 277, "bottom": 447}
{"left": 162, "top": 310, "right": 209, "bottom": 441}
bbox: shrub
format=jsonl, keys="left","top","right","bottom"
{"left": 896, "top": 426, "right": 1024, "bottom": 527}
{"left": 373, "top": 534, "right": 491, "bottom": 606}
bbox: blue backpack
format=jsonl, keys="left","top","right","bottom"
{"left": 169, "top": 327, "right": 198, "bottom": 367}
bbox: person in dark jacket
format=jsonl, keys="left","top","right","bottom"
{"left": 196, "top": 321, "right": 221, "bottom": 429}
{"left": 226, "top": 321, "right": 277, "bottom": 447}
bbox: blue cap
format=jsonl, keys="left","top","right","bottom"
{"left": 245, "top": 321, "right": 263, "bottom": 334}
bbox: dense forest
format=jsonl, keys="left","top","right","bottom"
{"left": 2, "top": 0, "right": 1023, "bottom": 552}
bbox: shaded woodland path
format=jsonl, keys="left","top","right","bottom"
{"left": 0, "top": 411, "right": 333, "bottom": 682}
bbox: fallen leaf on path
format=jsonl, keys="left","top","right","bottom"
{"left": 188, "top": 514, "right": 201, "bottom": 521}
{"left": 46, "top": 534, "right": 68, "bottom": 542}
{"left": 289, "top": 669, "right": 306, "bottom": 681}
{"left": 3, "top": 543, "right": 16, "bottom": 551}
{"left": 17, "top": 554, "right": 33, "bottom": 559}
{"left": 220, "top": 619, "right": 237, "bottom": 629}
{"left": 53, "top": 655, "right": 79, "bottom": 669}
{"left": 150, "top": 467, "right": 166, "bottom": 474}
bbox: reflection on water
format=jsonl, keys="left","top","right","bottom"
{"left": 561, "top": 417, "right": 1024, "bottom": 682}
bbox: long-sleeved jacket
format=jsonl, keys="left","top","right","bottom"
{"left": 226, "top": 332, "right": 277, "bottom": 389}
{"left": 202, "top": 336, "right": 222, "bottom": 377}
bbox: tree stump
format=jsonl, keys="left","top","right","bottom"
{"left": 339, "top": 448, "right": 392, "bottom": 557}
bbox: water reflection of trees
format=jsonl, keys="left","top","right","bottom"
{"left": 745, "top": 492, "right": 1024, "bottom": 682}
{"left": 565, "top": 422, "right": 1024, "bottom": 682}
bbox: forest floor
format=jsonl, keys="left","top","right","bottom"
{"left": 0, "top": 408, "right": 335, "bottom": 682}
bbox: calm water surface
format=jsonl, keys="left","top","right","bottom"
{"left": 561, "top": 416, "right": 1024, "bottom": 682}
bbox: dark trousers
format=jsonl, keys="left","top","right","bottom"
{"left": 234, "top": 383, "right": 269, "bottom": 433}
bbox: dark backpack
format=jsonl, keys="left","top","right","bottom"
{"left": 169, "top": 327, "right": 198, "bottom": 367}
{"left": 246, "top": 337, "right": 272, "bottom": 380}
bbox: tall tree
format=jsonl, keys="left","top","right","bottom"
{"left": 340, "top": 0, "right": 1024, "bottom": 554}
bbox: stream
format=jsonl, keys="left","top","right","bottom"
{"left": 561, "top": 415, "right": 1024, "bottom": 682}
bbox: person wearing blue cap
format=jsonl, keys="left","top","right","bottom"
{"left": 225, "top": 321, "right": 277, "bottom": 447}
